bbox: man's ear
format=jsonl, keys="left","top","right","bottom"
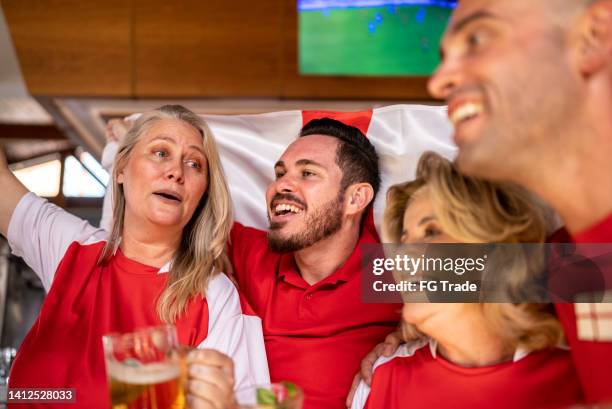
{"left": 345, "top": 183, "right": 375, "bottom": 216}
{"left": 574, "top": 1, "right": 612, "bottom": 75}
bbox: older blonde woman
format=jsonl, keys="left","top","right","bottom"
{"left": 351, "top": 152, "right": 582, "bottom": 409}
{"left": 0, "top": 105, "right": 268, "bottom": 409}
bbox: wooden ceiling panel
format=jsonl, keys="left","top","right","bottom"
{"left": 2, "top": 0, "right": 432, "bottom": 100}
{"left": 0, "top": 124, "right": 65, "bottom": 140}
{"left": 2, "top": 138, "right": 73, "bottom": 164}
{"left": 134, "top": 0, "right": 283, "bottom": 97}
{"left": 1, "top": 0, "right": 131, "bottom": 96}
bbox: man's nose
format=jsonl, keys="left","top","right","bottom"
{"left": 428, "top": 56, "right": 462, "bottom": 101}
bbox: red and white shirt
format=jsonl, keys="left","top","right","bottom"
{"left": 351, "top": 339, "right": 583, "bottom": 409}
{"left": 7, "top": 193, "right": 269, "bottom": 409}
{"left": 554, "top": 214, "right": 612, "bottom": 404}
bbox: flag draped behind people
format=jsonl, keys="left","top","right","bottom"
{"left": 163, "top": 105, "right": 456, "bottom": 233}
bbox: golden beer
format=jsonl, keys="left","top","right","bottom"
{"left": 103, "top": 326, "right": 184, "bottom": 409}
{"left": 108, "top": 360, "right": 184, "bottom": 409}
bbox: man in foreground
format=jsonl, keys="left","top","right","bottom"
{"left": 426, "top": 0, "right": 612, "bottom": 402}
{"left": 351, "top": 1, "right": 612, "bottom": 404}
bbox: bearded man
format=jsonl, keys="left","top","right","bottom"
{"left": 229, "top": 118, "right": 400, "bottom": 409}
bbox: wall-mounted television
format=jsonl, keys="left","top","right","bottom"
{"left": 298, "top": 0, "right": 457, "bottom": 77}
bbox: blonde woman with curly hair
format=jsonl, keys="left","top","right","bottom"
{"left": 1, "top": 105, "right": 268, "bottom": 409}
{"left": 351, "top": 152, "right": 582, "bottom": 409}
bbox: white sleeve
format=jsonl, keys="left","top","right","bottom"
{"left": 99, "top": 140, "right": 119, "bottom": 231}
{"left": 198, "top": 273, "right": 270, "bottom": 391}
{"left": 350, "top": 340, "right": 429, "bottom": 409}
{"left": 350, "top": 380, "right": 371, "bottom": 409}
{"left": 7, "top": 192, "right": 108, "bottom": 291}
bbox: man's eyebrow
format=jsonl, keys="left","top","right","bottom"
{"left": 295, "top": 159, "right": 324, "bottom": 168}
{"left": 274, "top": 160, "right": 286, "bottom": 169}
{"left": 449, "top": 10, "right": 501, "bottom": 34}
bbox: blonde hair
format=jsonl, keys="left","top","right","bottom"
{"left": 98, "top": 105, "right": 233, "bottom": 323}
{"left": 383, "top": 151, "right": 563, "bottom": 351}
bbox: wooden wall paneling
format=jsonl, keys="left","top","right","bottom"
{"left": 1, "top": 0, "right": 132, "bottom": 96}
{"left": 133, "top": 0, "right": 283, "bottom": 97}
{"left": 280, "top": 0, "right": 432, "bottom": 100}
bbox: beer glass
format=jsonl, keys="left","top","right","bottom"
{"left": 102, "top": 325, "right": 185, "bottom": 409}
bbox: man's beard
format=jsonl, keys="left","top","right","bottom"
{"left": 267, "top": 192, "right": 344, "bottom": 253}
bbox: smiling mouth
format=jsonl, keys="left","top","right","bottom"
{"left": 449, "top": 102, "right": 484, "bottom": 127}
{"left": 273, "top": 203, "right": 303, "bottom": 216}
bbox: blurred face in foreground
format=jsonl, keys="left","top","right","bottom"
{"left": 118, "top": 119, "right": 208, "bottom": 232}
{"left": 428, "top": 0, "right": 582, "bottom": 181}
{"left": 266, "top": 135, "right": 345, "bottom": 252}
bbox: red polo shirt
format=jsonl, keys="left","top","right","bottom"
{"left": 554, "top": 214, "right": 612, "bottom": 404}
{"left": 229, "top": 222, "right": 401, "bottom": 409}
{"left": 357, "top": 342, "right": 582, "bottom": 409}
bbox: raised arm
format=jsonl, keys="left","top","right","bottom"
{"left": 99, "top": 118, "right": 133, "bottom": 231}
{"left": 0, "top": 148, "right": 29, "bottom": 237}
{"left": 2, "top": 147, "right": 106, "bottom": 290}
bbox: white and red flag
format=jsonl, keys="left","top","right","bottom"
{"left": 201, "top": 105, "right": 455, "bottom": 233}
{"left": 102, "top": 104, "right": 456, "bottom": 234}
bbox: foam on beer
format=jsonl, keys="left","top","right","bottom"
{"left": 107, "top": 360, "right": 180, "bottom": 385}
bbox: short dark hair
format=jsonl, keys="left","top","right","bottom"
{"left": 299, "top": 117, "right": 381, "bottom": 198}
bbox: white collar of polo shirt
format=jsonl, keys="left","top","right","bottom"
{"left": 158, "top": 261, "right": 172, "bottom": 274}
{"left": 427, "top": 338, "right": 532, "bottom": 363}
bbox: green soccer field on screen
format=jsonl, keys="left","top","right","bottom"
{"left": 299, "top": 0, "right": 457, "bottom": 76}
